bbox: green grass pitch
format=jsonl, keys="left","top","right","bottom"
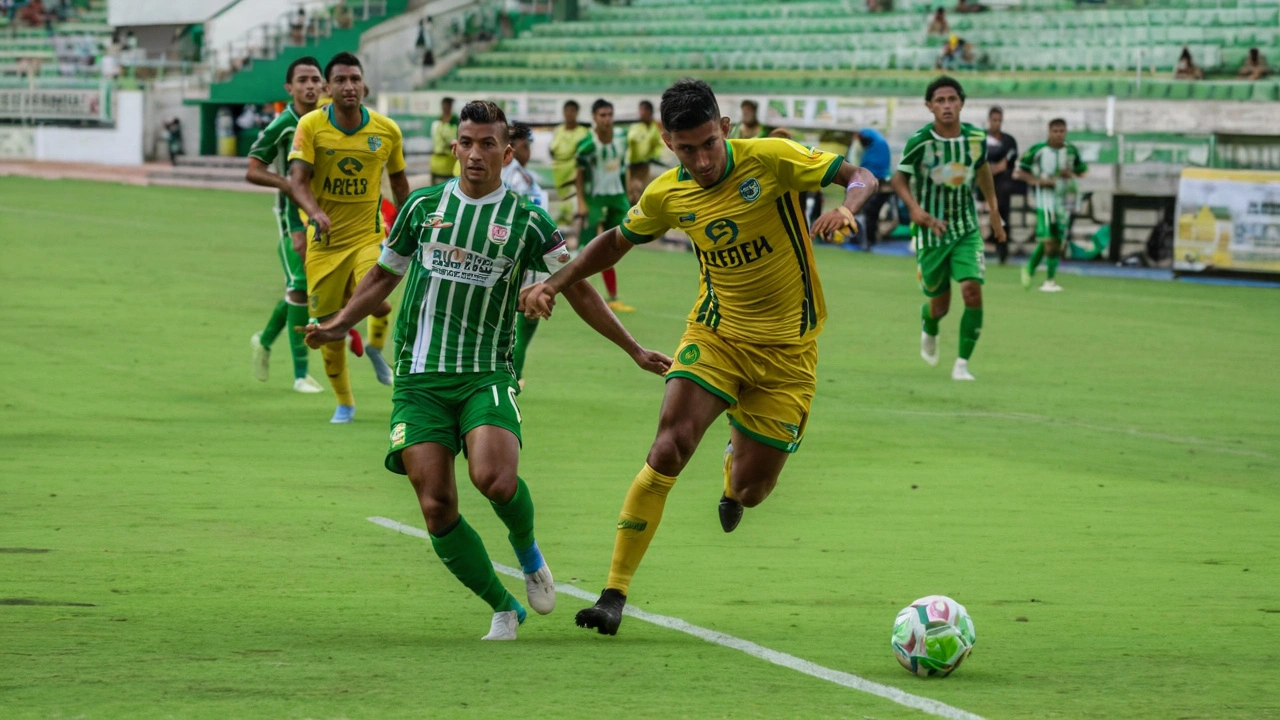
{"left": 1, "top": 177, "right": 1278, "bottom": 719}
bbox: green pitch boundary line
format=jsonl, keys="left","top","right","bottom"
{"left": 367, "top": 516, "right": 986, "bottom": 720}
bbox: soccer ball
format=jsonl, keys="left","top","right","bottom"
{"left": 891, "top": 595, "right": 976, "bottom": 678}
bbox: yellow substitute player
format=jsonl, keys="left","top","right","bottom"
{"left": 625, "top": 99, "right": 663, "bottom": 202}
{"left": 522, "top": 79, "right": 878, "bottom": 635}
{"left": 289, "top": 52, "right": 410, "bottom": 424}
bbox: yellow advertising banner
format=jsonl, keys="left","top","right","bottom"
{"left": 1174, "top": 167, "right": 1280, "bottom": 274}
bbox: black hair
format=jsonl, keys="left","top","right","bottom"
{"left": 639, "top": 100, "right": 654, "bottom": 112}
{"left": 925, "top": 75, "right": 965, "bottom": 102}
{"left": 591, "top": 98, "right": 613, "bottom": 114}
{"left": 1049, "top": 118, "right": 1067, "bottom": 129}
{"left": 286, "top": 56, "right": 322, "bottom": 84}
{"left": 459, "top": 100, "right": 509, "bottom": 142}
{"left": 989, "top": 106, "right": 1003, "bottom": 117}
{"left": 509, "top": 121, "right": 532, "bottom": 143}
{"left": 741, "top": 99, "right": 759, "bottom": 110}
{"left": 324, "top": 51, "right": 362, "bottom": 81}
{"left": 441, "top": 96, "right": 455, "bottom": 106}
{"left": 660, "top": 78, "right": 720, "bottom": 133}
{"left": 564, "top": 100, "right": 579, "bottom": 111}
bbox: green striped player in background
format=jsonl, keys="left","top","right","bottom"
{"left": 246, "top": 56, "right": 325, "bottom": 394}
{"left": 891, "top": 76, "right": 1006, "bottom": 381}
{"left": 575, "top": 98, "right": 633, "bottom": 313}
{"left": 1016, "top": 118, "right": 1088, "bottom": 293}
{"left": 302, "top": 101, "right": 670, "bottom": 640}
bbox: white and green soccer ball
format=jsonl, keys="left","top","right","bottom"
{"left": 891, "top": 595, "right": 976, "bottom": 678}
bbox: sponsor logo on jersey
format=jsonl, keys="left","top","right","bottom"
{"left": 368, "top": 136, "right": 383, "bottom": 152}
{"left": 695, "top": 236, "right": 775, "bottom": 270}
{"left": 390, "top": 422, "right": 406, "bottom": 447}
{"left": 738, "top": 178, "right": 762, "bottom": 202}
{"left": 678, "top": 212, "right": 697, "bottom": 225}
{"left": 929, "top": 161, "right": 973, "bottom": 188}
{"left": 704, "top": 218, "right": 740, "bottom": 246}
{"left": 322, "top": 176, "right": 369, "bottom": 196}
{"left": 422, "top": 213, "right": 453, "bottom": 229}
{"left": 423, "top": 242, "right": 513, "bottom": 287}
{"left": 488, "top": 223, "right": 511, "bottom": 245}
{"left": 337, "top": 157, "right": 364, "bottom": 177}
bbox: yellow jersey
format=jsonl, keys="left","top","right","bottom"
{"left": 289, "top": 104, "right": 406, "bottom": 251}
{"left": 621, "top": 138, "right": 844, "bottom": 346}
{"left": 626, "top": 121, "right": 664, "bottom": 165}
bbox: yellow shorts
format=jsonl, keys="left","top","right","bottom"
{"left": 667, "top": 324, "right": 817, "bottom": 453}
{"left": 305, "top": 242, "right": 381, "bottom": 319}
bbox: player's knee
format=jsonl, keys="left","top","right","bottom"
{"left": 734, "top": 483, "right": 769, "bottom": 508}
{"left": 286, "top": 289, "right": 307, "bottom": 305}
{"left": 960, "top": 283, "right": 983, "bottom": 307}
{"left": 408, "top": 476, "right": 457, "bottom": 528}
{"left": 1046, "top": 241, "right": 1062, "bottom": 257}
{"left": 469, "top": 466, "right": 516, "bottom": 504}
{"left": 648, "top": 427, "right": 698, "bottom": 475}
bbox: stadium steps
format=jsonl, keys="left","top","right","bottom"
{"left": 147, "top": 156, "right": 256, "bottom": 191}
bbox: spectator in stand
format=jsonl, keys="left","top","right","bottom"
{"left": 1238, "top": 47, "right": 1270, "bottom": 81}
{"left": 937, "top": 35, "right": 975, "bottom": 70}
{"left": 854, "top": 128, "right": 892, "bottom": 250}
{"left": 927, "top": 8, "right": 949, "bottom": 38}
{"left": 416, "top": 17, "right": 435, "bottom": 67}
{"left": 985, "top": 106, "right": 1018, "bottom": 264}
{"left": 332, "top": 0, "right": 354, "bottom": 30}
{"left": 290, "top": 9, "right": 306, "bottom": 45}
{"left": 1174, "top": 46, "right": 1204, "bottom": 80}
{"left": 956, "top": 0, "right": 988, "bottom": 13}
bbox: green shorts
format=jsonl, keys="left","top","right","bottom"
{"left": 385, "top": 370, "right": 523, "bottom": 474}
{"left": 916, "top": 230, "right": 985, "bottom": 298}
{"left": 587, "top": 193, "right": 630, "bottom": 232}
{"left": 1035, "top": 206, "right": 1070, "bottom": 242}
{"left": 274, "top": 204, "right": 307, "bottom": 292}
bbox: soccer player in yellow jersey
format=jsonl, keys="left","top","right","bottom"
{"left": 289, "top": 52, "right": 411, "bottom": 423}
{"left": 626, "top": 99, "right": 663, "bottom": 201}
{"left": 523, "top": 79, "right": 878, "bottom": 635}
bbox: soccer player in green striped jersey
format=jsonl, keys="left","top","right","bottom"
{"left": 303, "top": 101, "right": 670, "bottom": 640}
{"left": 246, "top": 57, "right": 324, "bottom": 394}
{"left": 891, "top": 76, "right": 1006, "bottom": 381}
{"left": 575, "top": 99, "right": 632, "bottom": 312}
{"left": 1015, "top": 118, "right": 1088, "bottom": 293}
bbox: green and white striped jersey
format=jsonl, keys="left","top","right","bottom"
{"left": 378, "top": 180, "right": 570, "bottom": 376}
{"left": 1019, "top": 141, "right": 1087, "bottom": 216}
{"left": 247, "top": 104, "right": 302, "bottom": 217}
{"left": 576, "top": 128, "right": 628, "bottom": 197}
{"left": 898, "top": 122, "right": 988, "bottom": 248}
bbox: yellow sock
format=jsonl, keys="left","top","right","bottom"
{"left": 606, "top": 464, "right": 677, "bottom": 595}
{"left": 723, "top": 444, "right": 735, "bottom": 501}
{"left": 368, "top": 313, "right": 389, "bottom": 350}
{"left": 321, "top": 340, "right": 354, "bottom": 406}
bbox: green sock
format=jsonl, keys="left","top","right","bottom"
{"left": 490, "top": 477, "right": 536, "bottom": 554}
{"left": 1027, "top": 242, "right": 1045, "bottom": 276}
{"left": 1046, "top": 254, "right": 1059, "bottom": 280}
{"left": 920, "top": 302, "right": 940, "bottom": 336}
{"left": 261, "top": 299, "right": 288, "bottom": 349}
{"left": 429, "top": 516, "right": 519, "bottom": 613}
{"left": 959, "top": 307, "right": 983, "bottom": 361}
{"left": 511, "top": 316, "right": 539, "bottom": 381}
{"left": 286, "top": 302, "right": 310, "bottom": 380}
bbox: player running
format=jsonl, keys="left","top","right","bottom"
{"left": 302, "top": 101, "right": 669, "bottom": 640}
{"left": 288, "top": 52, "right": 410, "bottom": 423}
{"left": 576, "top": 98, "right": 633, "bottom": 312}
{"left": 246, "top": 56, "right": 325, "bottom": 394}
{"left": 890, "top": 76, "right": 1006, "bottom": 382}
{"left": 501, "top": 121, "right": 549, "bottom": 390}
{"left": 523, "top": 78, "right": 878, "bottom": 636}
{"left": 1016, "top": 118, "right": 1087, "bottom": 293}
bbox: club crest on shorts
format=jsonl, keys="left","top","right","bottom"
{"left": 422, "top": 213, "right": 453, "bottom": 230}
{"left": 368, "top": 136, "right": 383, "bottom": 152}
{"left": 738, "top": 178, "right": 762, "bottom": 202}
{"left": 488, "top": 223, "right": 511, "bottom": 245}
{"left": 390, "top": 422, "right": 406, "bottom": 447}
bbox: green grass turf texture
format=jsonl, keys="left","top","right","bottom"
{"left": 1, "top": 178, "right": 1278, "bottom": 720}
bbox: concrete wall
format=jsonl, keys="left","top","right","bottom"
{"left": 146, "top": 82, "right": 203, "bottom": 161}
{"left": 25, "top": 91, "right": 146, "bottom": 165}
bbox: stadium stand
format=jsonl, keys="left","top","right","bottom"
{"left": 435, "top": 0, "right": 1280, "bottom": 100}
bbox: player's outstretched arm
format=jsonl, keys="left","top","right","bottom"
{"left": 302, "top": 266, "right": 403, "bottom": 349}
{"left": 975, "top": 164, "right": 1006, "bottom": 243}
{"left": 891, "top": 170, "right": 946, "bottom": 236}
{"left": 561, "top": 279, "right": 672, "bottom": 376}
{"left": 289, "top": 160, "right": 330, "bottom": 234}
{"left": 810, "top": 162, "right": 879, "bottom": 242}
{"left": 246, "top": 158, "right": 290, "bottom": 193}
{"left": 525, "top": 227, "right": 634, "bottom": 319}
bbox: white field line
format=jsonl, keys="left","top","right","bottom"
{"left": 367, "top": 516, "right": 986, "bottom": 720}
{"left": 863, "top": 408, "right": 1271, "bottom": 459}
